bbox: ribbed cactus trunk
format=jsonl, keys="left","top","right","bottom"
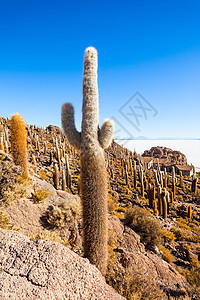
{"left": 61, "top": 47, "right": 114, "bottom": 276}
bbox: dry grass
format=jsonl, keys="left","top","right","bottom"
{"left": 0, "top": 159, "right": 31, "bottom": 207}
{"left": 30, "top": 229, "right": 61, "bottom": 243}
{"left": 0, "top": 208, "right": 19, "bottom": 231}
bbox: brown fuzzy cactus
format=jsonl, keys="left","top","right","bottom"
{"left": 161, "top": 189, "right": 168, "bottom": 219}
{"left": 53, "top": 163, "right": 59, "bottom": 190}
{"left": 61, "top": 47, "right": 114, "bottom": 275}
{"left": 10, "top": 113, "right": 29, "bottom": 177}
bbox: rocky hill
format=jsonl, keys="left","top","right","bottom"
{"left": 0, "top": 161, "right": 193, "bottom": 299}
{"left": 0, "top": 117, "right": 200, "bottom": 299}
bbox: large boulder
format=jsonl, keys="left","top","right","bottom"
{"left": 0, "top": 228, "right": 124, "bottom": 299}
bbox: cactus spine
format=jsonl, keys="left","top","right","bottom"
{"left": 10, "top": 113, "right": 29, "bottom": 177}
{"left": 61, "top": 47, "right": 114, "bottom": 275}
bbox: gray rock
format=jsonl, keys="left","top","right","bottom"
{"left": 0, "top": 229, "right": 124, "bottom": 299}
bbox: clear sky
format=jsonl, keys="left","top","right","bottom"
{"left": 0, "top": 0, "right": 199, "bottom": 139}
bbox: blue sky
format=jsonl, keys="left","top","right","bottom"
{"left": 0, "top": 0, "right": 199, "bottom": 138}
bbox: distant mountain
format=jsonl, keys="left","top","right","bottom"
{"left": 115, "top": 137, "right": 200, "bottom": 141}
{"left": 133, "top": 136, "right": 151, "bottom": 140}
{"left": 155, "top": 137, "right": 200, "bottom": 140}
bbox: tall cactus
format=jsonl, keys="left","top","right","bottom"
{"left": 61, "top": 47, "right": 114, "bottom": 275}
{"left": 10, "top": 113, "right": 29, "bottom": 177}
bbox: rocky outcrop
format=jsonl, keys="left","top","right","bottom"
{"left": 108, "top": 216, "right": 192, "bottom": 298}
{"left": 142, "top": 146, "right": 187, "bottom": 164}
{"left": 0, "top": 229, "right": 124, "bottom": 299}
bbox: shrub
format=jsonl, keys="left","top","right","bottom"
{"left": 171, "top": 227, "right": 192, "bottom": 242}
{"left": 47, "top": 198, "right": 82, "bottom": 228}
{"left": 47, "top": 206, "right": 64, "bottom": 228}
{"left": 161, "top": 228, "right": 176, "bottom": 243}
{"left": 17, "top": 174, "right": 32, "bottom": 185}
{"left": 183, "top": 260, "right": 200, "bottom": 288}
{"left": 125, "top": 206, "right": 162, "bottom": 250}
{"left": 107, "top": 193, "right": 125, "bottom": 219}
{"left": 158, "top": 245, "right": 174, "bottom": 263}
{"left": 33, "top": 189, "right": 49, "bottom": 204}
{"left": 175, "top": 217, "right": 191, "bottom": 231}
{"left": 38, "top": 170, "right": 49, "bottom": 181}
{"left": 117, "top": 272, "right": 168, "bottom": 300}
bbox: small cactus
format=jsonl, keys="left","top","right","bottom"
{"left": 191, "top": 175, "right": 198, "bottom": 194}
{"left": 0, "top": 135, "right": 4, "bottom": 151}
{"left": 161, "top": 189, "right": 168, "bottom": 219}
{"left": 53, "top": 163, "right": 59, "bottom": 190}
{"left": 172, "top": 178, "right": 176, "bottom": 197}
{"left": 49, "top": 151, "right": 53, "bottom": 165}
{"left": 187, "top": 205, "right": 192, "bottom": 219}
{"left": 133, "top": 160, "right": 137, "bottom": 189}
{"left": 140, "top": 169, "right": 144, "bottom": 197}
{"left": 179, "top": 171, "right": 184, "bottom": 188}
{"left": 65, "top": 154, "right": 72, "bottom": 189}
{"left": 32, "top": 154, "right": 37, "bottom": 173}
{"left": 157, "top": 186, "right": 162, "bottom": 215}
{"left": 164, "top": 168, "right": 167, "bottom": 188}
{"left": 153, "top": 200, "right": 159, "bottom": 215}
{"left": 125, "top": 164, "right": 129, "bottom": 186}
{"left": 61, "top": 47, "right": 114, "bottom": 275}
{"left": 62, "top": 169, "right": 66, "bottom": 191}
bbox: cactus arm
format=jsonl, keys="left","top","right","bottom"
{"left": 98, "top": 118, "right": 114, "bottom": 149}
{"left": 82, "top": 47, "right": 99, "bottom": 145}
{"left": 61, "top": 102, "right": 81, "bottom": 150}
